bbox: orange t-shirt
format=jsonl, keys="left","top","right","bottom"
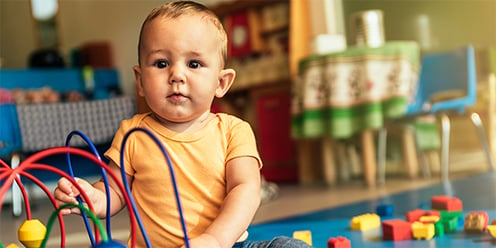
{"left": 104, "top": 113, "right": 262, "bottom": 247}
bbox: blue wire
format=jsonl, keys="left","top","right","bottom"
{"left": 120, "top": 127, "right": 190, "bottom": 248}
{"left": 65, "top": 130, "right": 113, "bottom": 243}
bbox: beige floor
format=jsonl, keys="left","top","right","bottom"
{"left": 0, "top": 149, "right": 492, "bottom": 247}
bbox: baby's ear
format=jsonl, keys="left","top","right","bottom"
{"left": 215, "top": 68, "right": 235, "bottom": 98}
{"left": 133, "top": 65, "right": 145, "bottom": 97}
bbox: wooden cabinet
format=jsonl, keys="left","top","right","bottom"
{"left": 212, "top": 0, "right": 298, "bottom": 182}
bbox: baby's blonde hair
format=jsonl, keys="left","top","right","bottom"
{"left": 137, "top": 1, "right": 227, "bottom": 67}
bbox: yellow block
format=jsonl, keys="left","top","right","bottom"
{"left": 412, "top": 221, "right": 435, "bottom": 240}
{"left": 293, "top": 230, "right": 312, "bottom": 245}
{"left": 350, "top": 213, "right": 381, "bottom": 231}
{"left": 487, "top": 225, "right": 496, "bottom": 238}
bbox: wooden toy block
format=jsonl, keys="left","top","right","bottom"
{"left": 382, "top": 219, "right": 412, "bottom": 241}
{"left": 327, "top": 236, "right": 351, "bottom": 248}
{"left": 464, "top": 212, "right": 489, "bottom": 233}
{"left": 412, "top": 222, "right": 435, "bottom": 240}
{"left": 350, "top": 213, "right": 381, "bottom": 231}
{"left": 431, "top": 195, "right": 463, "bottom": 211}
{"left": 293, "top": 230, "right": 312, "bottom": 245}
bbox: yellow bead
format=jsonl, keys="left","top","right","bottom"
{"left": 6, "top": 244, "right": 21, "bottom": 248}
{"left": 18, "top": 219, "right": 47, "bottom": 248}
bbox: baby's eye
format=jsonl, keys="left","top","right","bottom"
{"left": 188, "top": 60, "right": 201, "bottom": 69}
{"left": 154, "top": 60, "right": 168, "bottom": 69}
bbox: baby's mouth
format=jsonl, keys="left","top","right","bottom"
{"left": 168, "top": 93, "right": 187, "bottom": 103}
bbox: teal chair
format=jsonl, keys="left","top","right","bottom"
{"left": 404, "top": 45, "right": 494, "bottom": 181}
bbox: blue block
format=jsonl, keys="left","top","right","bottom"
{"left": 376, "top": 204, "right": 394, "bottom": 217}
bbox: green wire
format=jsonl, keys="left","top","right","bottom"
{"left": 40, "top": 203, "right": 108, "bottom": 247}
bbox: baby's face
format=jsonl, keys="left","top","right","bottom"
{"left": 135, "top": 13, "right": 227, "bottom": 125}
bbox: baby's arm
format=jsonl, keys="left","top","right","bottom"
{"left": 186, "top": 156, "right": 261, "bottom": 248}
{"left": 54, "top": 160, "right": 132, "bottom": 218}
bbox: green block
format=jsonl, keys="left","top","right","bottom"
{"left": 434, "top": 221, "right": 445, "bottom": 237}
{"left": 442, "top": 217, "right": 458, "bottom": 233}
{"left": 440, "top": 211, "right": 463, "bottom": 220}
{"left": 439, "top": 210, "right": 463, "bottom": 233}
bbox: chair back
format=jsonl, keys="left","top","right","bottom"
{"left": 407, "top": 45, "right": 477, "bottom": 114}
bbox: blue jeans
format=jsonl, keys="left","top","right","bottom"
{"left": 233, "top": 236, "right": 312, "bottom": 248}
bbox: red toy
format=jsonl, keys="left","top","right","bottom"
{"left": 431, "top": 195, "right": 463, "bottom": 211}
{"left": 405, "top": 209, "right": 440, "bottom": 222}
{"left": 382, "top": 219, "right": 412, "bottom": 241}
{"left": 327, "top": 236, "right": 351, "bottom": 248}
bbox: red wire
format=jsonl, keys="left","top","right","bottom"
{"left": 0, "top": 146, "right": 141, "bottom": 247}
{"left": 0, "top": 168, "right": 34, "bottom": 220}
{"left": 15, "top": 176, "right": 32, "bottom": 219}
{"left": 0, "top": 162, "right": 33, "bottom": 220}
{"left": 0, "top": 158, "right": 10, "bottom": 168}
{"left": 16, "top": 147, "right": 138, "bottom": 247}
{"left": 13, "top": 163, "right": 102, "bottom": 243}
{"left": 0, "top": 163, "right": 100, "bottom": 243}
{"left": 0, "top": 172, "right": 17, "bottom": 208}
{"left": 20, "top": 171, "right": 66, "bottom": 246}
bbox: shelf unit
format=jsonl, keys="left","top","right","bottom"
{"left": 212, "top": 0, "right": 298, "bottom": 182}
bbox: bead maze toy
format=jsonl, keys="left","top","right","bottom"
{"left": 0, "top": 128, "right": 190, "bottom": 248}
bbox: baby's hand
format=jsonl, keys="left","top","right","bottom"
{"left": 53, "top": 177, "right": 94, "bottom": 215}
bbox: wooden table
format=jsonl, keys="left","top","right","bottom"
{"left": 292, "top": 41, "right": 420, "bottom": 186}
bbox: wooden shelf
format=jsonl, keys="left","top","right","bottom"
{"left": 261, "top": 25, "right": 288, "bottom": 38}
{"left": 229, "top": 78, "right": 291, "bottom": 94}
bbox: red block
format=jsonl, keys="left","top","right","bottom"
{"left": 406, "top": 209, "right": 426, "bottom": 222}
{"left": 382, "top": 219, "right": 412, "bottom": 241}
{"left": 406, "top": 209, "right": 441, "bottom": 222}
{"left": 327, "top": 236, "right": 351, "bottom": 248}
{"left": 431, "top": 195, "right": 463, "bottom": 211}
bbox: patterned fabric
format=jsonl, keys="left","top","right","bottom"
{"left": 292, "top": 41, "right": 420, "bottom": 139}
{"left": 16, "top": 96, "right": 135, "bottom": 152}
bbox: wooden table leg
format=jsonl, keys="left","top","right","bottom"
{"left": 402, "top": 127, "right": 420, "bottom": 178}
{"left": 361, "top": 129, "right": 377, "bottom": 187}
{"left": 321, "top": 137, "right": 336, "bottom": 186}
{"left": 297, "top": 139, "right": 322, "bottom": 184}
